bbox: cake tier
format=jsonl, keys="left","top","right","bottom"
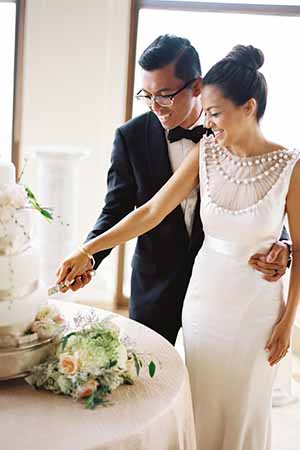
{"left": 0, "top": 282, "right": 47, "bottom": 336}
{"left": 0, "top": 160, "right": 15, "bottom": 189}
{"left": 0, "top": 245, "right": 39, "bottom": 292}
{"left": 0, "top": 209, "right": 33, "bottom": 255}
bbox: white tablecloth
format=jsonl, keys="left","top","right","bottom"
{"left": 0, "top": 301, "right": 196, "bottom": 450}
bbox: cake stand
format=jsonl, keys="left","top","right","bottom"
{"left": 0, "top": 334, "right": 56, "bottom": 381}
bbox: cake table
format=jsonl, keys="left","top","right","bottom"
{"left": 0, "top": 300, "right": 196, "bottom": 450}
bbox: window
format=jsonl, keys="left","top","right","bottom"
{"left": 0, "top": 0, "right": 17, "bottom": 162}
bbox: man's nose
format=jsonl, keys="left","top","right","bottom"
{"left": 151, "top": 98, "right": 165, "bottom": 114}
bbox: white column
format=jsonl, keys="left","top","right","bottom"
{"left": 31, "top": 146, "right": 90, "bottom": 296}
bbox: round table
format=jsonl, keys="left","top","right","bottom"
{"left": 0, "top": 301, "right": 196, "bottom": 450}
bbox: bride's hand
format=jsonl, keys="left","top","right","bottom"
{"left": 265, "top": 320, "right": 292, "bottom": 366}
{"left": 56, "top": 249, "right": 91, "bottom": 290}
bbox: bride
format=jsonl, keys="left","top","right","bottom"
{"left": 56, "top": 45, "right": 300, "bottom": 450}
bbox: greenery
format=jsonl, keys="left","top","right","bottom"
{"left": 25, "top": 186, "right": 53, "bottom": 222}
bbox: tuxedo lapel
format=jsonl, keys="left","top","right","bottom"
{"left": 146, "top": 112, "right": 173, "bottom": 191}
{"left": 145, "top": 112, "right": 189, "bottom": 244}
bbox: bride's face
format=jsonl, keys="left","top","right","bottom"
{"left": 201, "top": 85, "right": 249, "bottom": 147}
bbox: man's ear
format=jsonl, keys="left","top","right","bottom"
{"left": 192, "top": 77, "right": 202, "bottom": 97}
{"left": 243, "top": 98, "right": 257, "bottom": 118}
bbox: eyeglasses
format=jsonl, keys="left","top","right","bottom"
{"left": 135, "top": 78, "right": 197, "bottom": 108}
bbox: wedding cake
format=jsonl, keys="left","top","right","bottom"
{"left": 0, "top": 160, "right": 46, "bottom": 338}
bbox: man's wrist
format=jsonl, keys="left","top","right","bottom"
{"left": 281, "top": 239, "right": 293, "bottom": 268}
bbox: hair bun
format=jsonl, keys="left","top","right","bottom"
{"left": 226, "top": 45, "right": 264, "bottom": 71}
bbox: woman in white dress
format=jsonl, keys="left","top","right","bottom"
{"left": 56, "top": 45, "right": 300, "bottom": 450}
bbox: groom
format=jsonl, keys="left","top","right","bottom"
{"left": 69, "top": 35, "right": 291, "bottom": 345}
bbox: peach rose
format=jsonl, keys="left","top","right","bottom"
{"left": 54, "top": 313, "right": 65, "bottom": 325}
{"left": 58, "top": 354, "right": 78, "bottom": 375}
{"left": 77, "top": 380, "right": 98, "bottom": 398}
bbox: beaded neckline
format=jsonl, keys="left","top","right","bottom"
{"left": 221, "top": 143, "right": 288, "bottom": 162}
{"left": 201, "top": 135, "right": 299, "bottom": 215}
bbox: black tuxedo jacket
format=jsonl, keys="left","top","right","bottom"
{"left": 87, "top": 111, "right": 204, "bottom": 274}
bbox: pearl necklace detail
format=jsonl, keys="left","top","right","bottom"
{"left": 210, "top": 144, "right": 290, "bottom": 185}
{"left": 201, "top": 135, "right": 299, "bottom": 215}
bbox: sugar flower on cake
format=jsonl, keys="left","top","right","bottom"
{"left": 35, "top": 305, "right": 64, "bottom": 325}
{"left": 31, "top": 319, "right": 59, "bottom": 340}
{"left": 30, "top": 304, "right": 66, "bottom": 340}
{"left": 3, "top": 184, "right": 28, "bottom": 208}
{"left": 0, "top": 184, "right": 28, "bottom": 224}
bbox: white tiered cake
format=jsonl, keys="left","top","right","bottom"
{"left": 0, "top": 160, "right": 47, "bottom": 337}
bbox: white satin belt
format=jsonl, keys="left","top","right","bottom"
{"left": 0, "top": 280, "right": 38, "bottom": 302}
{"left": 203, "top": 234, "right": 272, "bottom": 259}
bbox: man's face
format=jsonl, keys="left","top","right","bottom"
{"left": 141, "top": 62, "right": 201, "bottom": 130}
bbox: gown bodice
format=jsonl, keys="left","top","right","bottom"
{"left": 199, "top": 135, "right": 300, "bottom": 255}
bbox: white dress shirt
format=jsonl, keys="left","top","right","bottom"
{"left": 166, "top": 114, "right": 204, "bottom": 236}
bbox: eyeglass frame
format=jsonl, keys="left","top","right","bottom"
{"left": 135, "top": 78, "right": 198, "bottom": 108}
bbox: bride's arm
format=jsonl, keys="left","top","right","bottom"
{"left": 56, "top": 145, "right": 200, "bottom": 285}
{"left": 266, "top": 160, "right": 300, "bottom": 366}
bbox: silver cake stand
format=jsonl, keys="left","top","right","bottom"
{"left": 0, "top": 334, "right": 56, "bottom": 381}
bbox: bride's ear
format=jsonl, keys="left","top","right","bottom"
{"left": 243, "top": 98, "right": 257, "bottom": 118}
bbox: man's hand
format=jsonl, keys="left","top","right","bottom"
{"left": 249, "top": 241, "right": 289, "bottom": 282}
{"left": 68, "top": 270, "right": 94, "bottom": 292}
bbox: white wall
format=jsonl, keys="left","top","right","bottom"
{"left": 21, "top": 0, "right": 131, "bottom": 303}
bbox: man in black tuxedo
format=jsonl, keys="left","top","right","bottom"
{"left": 69, "top": 35, "right": 290, "bottom": 345}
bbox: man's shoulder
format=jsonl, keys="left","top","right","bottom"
{"left": 118, "top": 111, "right": 160, "bottom": 135}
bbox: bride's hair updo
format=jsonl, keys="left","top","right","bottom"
{"left": 202, "top": 45, "right": 267, "bottom": 121}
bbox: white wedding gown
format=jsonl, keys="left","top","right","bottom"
{"left": 182, "top": 135, "right": 299, "bottom": 450}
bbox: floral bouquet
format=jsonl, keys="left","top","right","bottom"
{"left": 26, "top": 315, "right": 156, "bottom": 409}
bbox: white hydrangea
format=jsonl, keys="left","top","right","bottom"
{"left": 0, "top": 204, "right": 15, "bottom": 224}
{"left": 5, "top": 184, "right": 27, "bottom": 208}
{"left": 0, "top": 184, "right": 27, "bottom": 224}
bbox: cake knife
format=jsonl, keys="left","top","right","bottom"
{"left": 48, "top": 270, "right": 96, "bottom": 296}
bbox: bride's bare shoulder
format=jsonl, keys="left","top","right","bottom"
{"left": 265, "top": 141, "right": 286, "bottom": 152}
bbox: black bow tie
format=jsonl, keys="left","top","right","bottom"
{"left": 167, "top": 125, "right": 211, "bottom": 144}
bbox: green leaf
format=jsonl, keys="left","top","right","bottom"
{"left": 84, "top": 390, "right": 105, "bottom": 409}
{"left": 148, "top": 361, "right": 156, "bottom": 378}
{"left": 41, "top": 208, "right": 53, "bottom": 221}
{"left": 84, "top": 393, "right": 96, "bottom": 409}
{"left": 25, "top": 185, "right": 53, "bottom": 222}
{"left": 132, "top": 353, "right": 140, "bottom": 376}
{"left": 25, "top": 186, "right": 35, "bottom": 200}
{"left": 61, "top": 332, "right": 76, "bottom": 350}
